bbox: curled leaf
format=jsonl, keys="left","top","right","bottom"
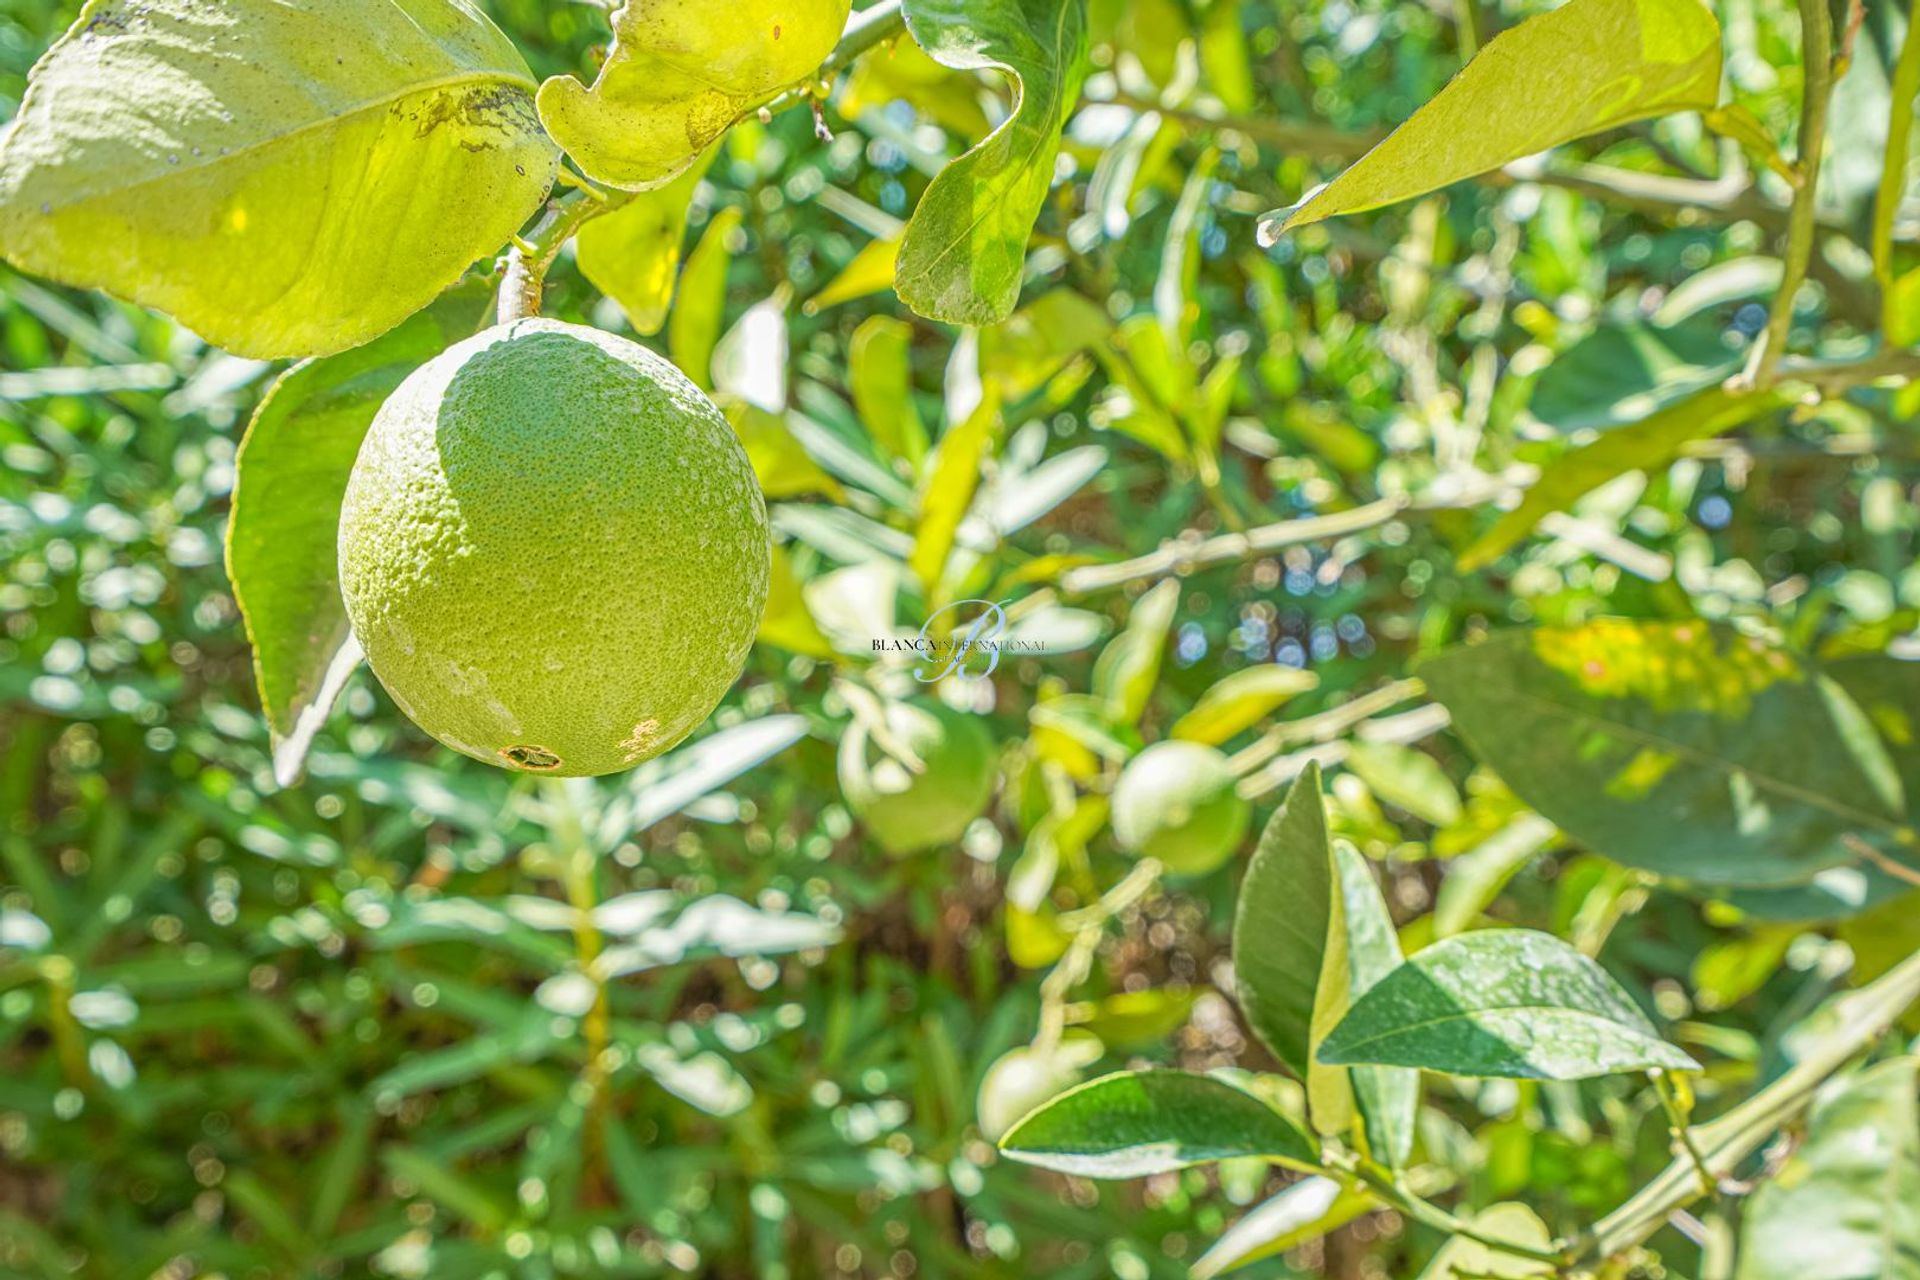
{"left": 537, "top": 0, "right": 850, "bottom": 191}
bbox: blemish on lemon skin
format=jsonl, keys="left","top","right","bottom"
{"left": 501, "top": 744, "right": 562, "bottom": 771}
{"left": 620, "top": 718, "right": 662, "bottom": 762}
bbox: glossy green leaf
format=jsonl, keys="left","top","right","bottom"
{"left": 0, "top": 0, "right": 555, "bottom": 358}
{"left": 1233, "top": 765, "right": 1417, "bottom": 1164}
{"left": 228, "top": 288, "right": 488, "bottom": 788}
{"left": 1736, "top": 1057, "right": 1920, "bottom": 1280}
{"left": 1318, "top": 928, "right": 1699, "bottom": 1079}
{"left": 1170, "top": 664, "right": 1320, "bottom": 745}
{"left": 894, "top": 0, "right": 1091, "bottom": 324}
{"left": 1417, "top": 1203, "right": 1555, "bottom": 1279}
{"left": 574, "top": 150, "right": 714, "bottom": 335}
{"left": 1460, "top": 385, "right": 1784, "bottom": 570}
{"left": 1232, "top": 763, "right": 1335, "bottom": 1079}
{"left": 1258, "top": 0, "right": 1721, "bottom": 241}
{"left": 998, "top": 1070, "right": 1317, "bottom": 1177}
{"left": 1192, "top": 1176, "right": 1378, "bottom": 1280}
{"left": 1419, "top": 621, "right": 1912, "bottom": 884}
{"left": 536, "top": 0, "right": 850, "bottom": 190}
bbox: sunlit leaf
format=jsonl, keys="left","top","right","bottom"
{"left": 849, "top": 315, "right": 930, "bottom": 470}
{"left": 1318, "top": 928, "right": 1699, "bottom": 1079}
{"left": 1258, "top": 0, "right": 1721, "bottom": 242}
{"left": 1192, "top": 1176, "right": 1378, "bottom": 1280}
{"left": 804, "top": 237, "right": 903, "bottom": 314}
{"left": 1171, "top": 666, "right": 1320, "bottom": 745}
{"left": 574, "top": 150, "right": 714, "bottom": 335}
{"left": 1091, "top": 578, "right": 1179, "bottom": 725}
{"left": 894, "top": 0, "right": 1092, "bottom": 324}
{"left": 1420, "top": 621, "right": 1911, "bottom": 884}
{"left": 536, "top": 0, "right": 850, "bottom": 190}
{"left": 1417, "top": 1203, "right": 1555, "bottom": 1280}
{"left": 669, "top": 206, "right": 744, "bottom": 387}
{"left": 0, "top": 0, "right": 555, "bottom": 358}
{"left": 910, "top": 392, "right": 998, "bottom": 595}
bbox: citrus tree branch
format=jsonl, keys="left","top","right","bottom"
{"left": 1873, "top": 14, "right": 1920, "bottom": 319}
{"left": 1744, "top": 0, "right": 1834, "bottom": 388}
{"left": 1572, "top": 947, "right": 1920, "bottom": 1263}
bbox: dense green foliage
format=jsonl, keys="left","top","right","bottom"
{"left": 5, "top": 0, "right": 1920, "bottom": 1277}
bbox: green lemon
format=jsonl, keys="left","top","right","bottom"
{"left": 838, "top": 699, "right": 995, "bottom": 854}
{"left": 1110, "top": 740, "right": 1250, "bottom": 874}
{"left": 338, "top": 318, "right": 769, "bottom": 777}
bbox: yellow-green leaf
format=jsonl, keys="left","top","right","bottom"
{"left": 228, "top": 285, "right": 490, "bottom": 787}
{"left": 1258, "top": 0, "right": 1721, "bottom": 242}
{"left": 1417, "top": 1203, "right": 1555, "bottom": 1280}
{"left": 804, "top": 237, "right": 903, "bottom": 314}
{"left": 0, "top": 0, "right": 556, "bottom": 359}
{"left": 910, "top": 393, "right": 998, "bottom": 596}
{"left": 894, "top": 0, "right": 1092, "bottom": 324}
{"left": 1171, "top": 664, "right": 1320, "bottom": 745}
{"left": 850, "top": 315, "right": 931, "bottom": 469}
{"left": 536, "top": 0, "right": 850, "bottom": 191}
{"left": 574, "top": 150, "right": 715, "bottom": 335}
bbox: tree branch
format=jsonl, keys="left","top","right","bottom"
{"left": 1744, "top": 0, "right": 1834, "bottom": 388}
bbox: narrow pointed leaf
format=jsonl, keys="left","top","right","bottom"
{"left": 998, "top": 1069, "right": 1317, "bottom": 1177}
{"left": 1258, "top": 0, "right": 1720, "bottom": 241}
{"left": 1318, "top": 928, "right": 1698, "bottom": 1080}
{"left": 1233, "top": 763, "right": 1335, "bottom": 1079}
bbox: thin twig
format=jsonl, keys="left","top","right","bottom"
{"left": 1874, "top": 12, "right": 1920, "bottom": 318}
{"left": 1744, "top": 0, "right": 1834, "bottom": 388}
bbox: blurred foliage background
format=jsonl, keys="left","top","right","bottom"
{"left": 4, "top": 0, "right": 1919, "bottom": 1277}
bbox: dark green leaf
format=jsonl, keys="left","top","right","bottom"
{"left": 1419, "top": 621, "right": 1911, "bottom": 884}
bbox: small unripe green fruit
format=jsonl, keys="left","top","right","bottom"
{"left": 338, "top": 318, "right": 769, "bottom": 777}
{"left": 1110, "top": 740, "right": 1250, "bottom": 874}
{"left": 838, "top": 699, "right": 995, "bottom": 854}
